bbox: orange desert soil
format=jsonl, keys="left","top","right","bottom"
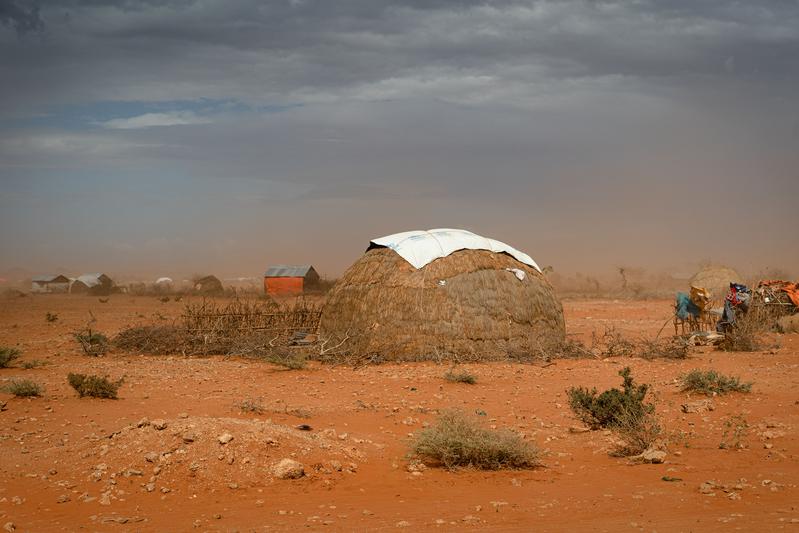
{"left": 0, "top": 295, "right": 797, "bottom": 531}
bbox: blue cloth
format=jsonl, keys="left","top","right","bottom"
{"left": 676, "top": 292, "right": 701, "bottom": 320}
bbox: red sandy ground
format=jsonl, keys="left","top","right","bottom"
{"left": 0, "top": 295, "right": 796, "bottom": 532}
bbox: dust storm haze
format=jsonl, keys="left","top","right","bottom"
{"left": 1, "top": 1, "right": 797, "bottom": 282}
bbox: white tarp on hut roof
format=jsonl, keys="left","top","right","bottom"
{"left": 369, "top": 228, "right": 541, "bottom": 272}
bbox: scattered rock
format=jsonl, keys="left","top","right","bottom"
{"left": 642, "top": 449, "right": 667, "bottom": 464}
{"left": 182, "top": 432, "right": 198, "bottom": 443}
{"left": 273, "top": 459, "right": 304, "bottom": 480}
{"left": 681, "top": 400, "right": 715, "bottom": 414}
{"left": 136, "top": 418, "right": 150, "bottom": 428}
{"left": 217, "top": 433, "right": 234, "bottom": 445}
{"left": 329, "top": 460, "right": 343, "bottom": 472}
{"left": 151, "top": 420, "right": 167, "bottom": 431}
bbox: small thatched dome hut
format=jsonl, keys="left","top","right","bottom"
{"left": 689, "top": 265, "right": 742, "bottom": 302}
{"left": 320, "top": 229, "right": 565, "bottom": 361}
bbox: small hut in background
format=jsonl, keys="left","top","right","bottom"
{"left": 31, "top": 275, "right": 70, "bottom": 293}
{"left": 320, "top": 229, "right": 565, "bottom": 361}
{"left": 690, "top": 265, "right": 741, "bottom": 303}
{"left": 264, "top": 265, "right": 320, "bottom": 296}
{"left": 70, "top": 273, "right": 114, "bottom": 295}
{"left": 193, "top": 275, "right": 224, "bottom": 295}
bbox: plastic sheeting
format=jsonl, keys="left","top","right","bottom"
{"left": 369, "top": 228, "right": 541, "bottom": 272}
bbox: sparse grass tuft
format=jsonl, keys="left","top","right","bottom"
{"left": 567, "top": 367, "right": 653, "bottom": 430}
{"left": 67, "top": 373, "right": 123, "bottom": 399}
{"left": 0, "top": 346, "right": 21, "bottom": 368}
{"left": 75, "top": 329, "right": 109, "bottom": 356}
{"left": 609, "top": 406, "right": 663, "bottom": 457}
{"left": 719, "top": 414, "right": 749, "bottom": 449}
{"left": 681, "top": 369, "right": 752, "bottom": 395}
{"left": 22, "top": 359, "right": 47, "bottom": 369}
{"left": 410, "top": 409, "right": 539, "bottom": 470}
{"left": 238, "top": 397, "right": 265, "bottom": 414}
{"left": 4, "top": 379, "right": 43, "bottom": 397}
{"left": 443, "top": 369, "right": 477, "bottom": 384}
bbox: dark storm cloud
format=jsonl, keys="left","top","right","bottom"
{"left": 1, "top": 0, "right": 797, "bottom": 110}
{"left": 0, "top": 0, "right": 43, "bottom": 34}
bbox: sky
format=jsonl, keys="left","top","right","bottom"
{"left": 1, "top": 0, "right": 797, "bottom": 281}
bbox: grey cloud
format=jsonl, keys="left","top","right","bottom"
{"left": 0, "top": 0, "right": 43, "bottom": 34}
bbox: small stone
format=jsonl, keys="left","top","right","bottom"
{"left": 681, "top": 400, "right": 715, "bottom": 414}
{"left": 178, "top": 412, "right": 188, "bottom": 419}
{"left": 3, "top": 522, "right": 15, "bottom": 532}
{"left": 699, "top": 482, "right": 716, "bottom": 494}
{"left": 160, "top": 487, "right": 170, "bottom": 494}
{"left": 218, "top": 433, "right": 234, "bottom": 445}
{"left": 213, "top": 514, "right": 222, "bottom": 520}
{"left": 640, "top": 449, "right": 666, "bottom": 464}
{"left": 330, "top": 460, "right": 343, "bottom": 472}
{"left": 136, "top": 418, "right": 150, "bottom": 428}
{"left": 183, "top": 432, "right": 197, "bottom": 443}
{"left": 57, "top": 494, "right": 70, "bottom": 503}
{"left": 396, "top": 521, "right": 411, "bottom": 527}
{"left": 273, "top": 459, "right": 304, "bottom": 479}
{"left": 99, "top": 492, "right": 111, "bottom": 506}
{"left": 145, "top": 452, "right": 159, "bottom": 463}
{"left": 145, "top": 483, "right": 155, "bottom": 492}
{"left": 152, "top": 419, "right": 167, "bottom": 430}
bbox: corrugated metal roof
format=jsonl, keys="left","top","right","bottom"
{"left": 32, "top": 275, "right": 68, "bottom": 283}
{"left": 264, "top": 265, "right": 314, "bottom": 278}
{"left": 76, "top": 273, "right": 109, "bottom": 287}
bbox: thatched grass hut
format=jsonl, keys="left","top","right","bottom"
{"left": 320, "top": 229, "right": 565, "bottom": 362}
{"left": 690, "top": 265, "right": 741, "bottom": 303}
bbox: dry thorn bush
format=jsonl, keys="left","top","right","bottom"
{"left": 410, "top": 409, "right": 540, "bottom": 470}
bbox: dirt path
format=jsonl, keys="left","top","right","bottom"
{"left": 0, "top": 295, "right": 797, "bottom": 531}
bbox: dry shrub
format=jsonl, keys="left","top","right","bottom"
{"left": 591, "top": 327, "right": 637, "bottom": 358}
{"left": 22, "top": 359, "right": 47, "bottom": 369}
{"left": 681, "top": 369, "right": 752, "bottom": 395}
{"left": 239, "top": 398, "right": 265, "bottom": 414}
{"left": 443, "top": 368, "right": 477, "bottom": 384}
{"left": 637, "top": 337, "right": 689, "bottom": 360}
{"left": 0, "top": 346, "right": 21, "bottom": 368}
{"left": 68, "top": 373, "right": 123, "bottom": 399}
{"left": 114, "top": 325, "right": 188, "bottom": 354}
{"left": 609, "top": 406, "right": 663, "bottom": 457}
{"left": 75, "top": 329, "right": 109, "bottom": 356}
{"left": 410, "top": 409, "right": 539, "bottom": 470}
{"left": 588, "top": 327, "right": 690, "bottom": 360}
{"left": 718, "top": 304, "right": 774, "bottom": 352}
{"left": 4, "top": 379, "right": 42, "bottom": 397}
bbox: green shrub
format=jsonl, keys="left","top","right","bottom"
{"left": 4, "top": 379, "right": 42, "bottom": 397}
{"left": 0, "top": 346, "right": 21, "bottom": 368}
{"left": 75, "top": 329, "right": 109, "bottom": 356}
{"left": 67, "top": 373, "right": 123, "bottom": 399}
{"left": 410, "top": 409, "right": 539, "bottom": 470}
{"left": 681, "top": 369, "right": 752, "bottom": 395}
{"left": 443, "top": 369, "right": 477, "bottom": 384}
{"left": 567, "top": 367, "right": 653, "bottom": 429}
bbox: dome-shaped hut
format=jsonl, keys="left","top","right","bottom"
{"left": 689, "top": 265, "right": 742, "bottom": 303}
{"left": 319, "top": 229, "right": 565, "bottom": 361}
